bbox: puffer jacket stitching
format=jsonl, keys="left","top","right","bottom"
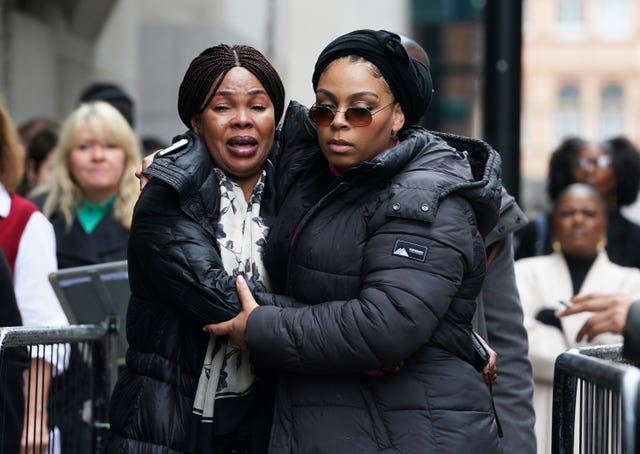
{"left": 256, "top": 108, "right": 502, "bottom": 452}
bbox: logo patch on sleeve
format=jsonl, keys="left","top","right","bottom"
{"left": 393, "top": 240, "right": 428, "bottom": 262}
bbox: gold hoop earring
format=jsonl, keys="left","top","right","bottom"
{"left": 597, "top": 237, "right": 607, "bottom": 251}
{"left": 390, "top": 129, "right": 398, "bottom": 140}
{"left": 552, "top": 240, "right": 561, "bottom": 252}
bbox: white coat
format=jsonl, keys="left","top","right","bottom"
{"left": 515, "top": 251, "right": 640, "bottom": 454}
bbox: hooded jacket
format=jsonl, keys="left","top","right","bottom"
{"left": 107, "top": 131, "right": 280, "bottom": 453}
{"left": 250, "top": 102, "right": 504, "bottom": 453}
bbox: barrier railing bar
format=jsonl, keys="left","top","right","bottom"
{"left": 552, "top": 346, "right": 640, "bottom": 454}
{"left": 0, "top": 325, "right": 106, "bottom": 349}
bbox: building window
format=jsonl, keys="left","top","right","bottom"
{"left": 557, "top": 84, "right": 580, "bottom": 139}
{"left": 600, "top": 83, "right": 624, "bottom": 139}
{"left": 597, "top": 0, "right": 631, "bottom": 39}
{"left": 557, "top": 0, "right": 584, "bottom": 38}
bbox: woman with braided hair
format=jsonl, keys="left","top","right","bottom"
{"left": 106, "top": 44, "right": 288, "bottom": 453}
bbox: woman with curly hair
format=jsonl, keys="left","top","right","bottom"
{"left": 515, "top": 136, "right": 640, "bottom": 268}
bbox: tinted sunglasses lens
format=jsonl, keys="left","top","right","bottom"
{"left": 309, "top": 106, "right": 374, "bottom": 126}
{"left": 345, "top": 108, "right": 373, "bottom": 127}
{"left": 309, "top": 106, "right": 334, "bottom": 126}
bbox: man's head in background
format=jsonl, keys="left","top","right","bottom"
{"left": 399, "top": 34, "right": 431, "bottom": 70}
{"left": 399, "top": 34, "right": 433, "bottom": 128}
{"left": 78, "top": 82, "right": 135, "bottom": 128}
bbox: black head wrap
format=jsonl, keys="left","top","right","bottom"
{"left": 312, "top": 29, "right": 433, "bottom": 129}
{"left": 178, "top": 44, "right": 285, "bottom": 130}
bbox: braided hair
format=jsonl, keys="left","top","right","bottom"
{"left": 178, "top": 44, "right": 285, "bottom": 130}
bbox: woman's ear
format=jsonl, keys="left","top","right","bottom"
{"left": 191, "top": 116, "right": 201, "bottom": 134}
{"left": 392, "top": 103, "right": 405, "bottom": 132}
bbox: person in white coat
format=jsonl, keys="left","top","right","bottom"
{"left": 515, "top": 183, "right": 640, "bottom": 454}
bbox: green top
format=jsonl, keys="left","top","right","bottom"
{"left": 76, "top": 195, "right": 116, "bottom": 234}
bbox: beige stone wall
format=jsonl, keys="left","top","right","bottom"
{"left": 521, "top": 0, "right": 640, "bottom": 211}
{"left": 1, "top": 0, "right": 409, "bottom": 143}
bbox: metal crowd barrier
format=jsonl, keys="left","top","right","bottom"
{"left": 552, "top": 344, "right": 640, "bottom": 454}
{"left": 0, "top": 321, "right": 120, "bottom": 454}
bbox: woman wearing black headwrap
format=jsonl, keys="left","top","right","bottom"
{"left": 209, "top": 29, "right": 504, "bottom": 453}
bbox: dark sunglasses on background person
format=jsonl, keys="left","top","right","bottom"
{"left": 308, "top": 101, "right": 395, "bottom": 127}
{"left": 576, "top": 155, "right": 612, "bottom": 170}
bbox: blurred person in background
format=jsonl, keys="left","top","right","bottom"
{"left": 78, "top": 82, "right": 135, "bottom": 128}
{"left": 0, "top": 251, "right": 27, "bottom": 454}
{"left": 18, "top": 117, "right": 60, "bottom": 156}
{"left": 514, "top": 183, "right": 640, "bottom": 454}
{"left": 141, "top": 135, "right": 168, "bottom": 157}
{"left": 515, "top": 136, "right": 640, "bottom": 269}
{"left": 17, "top": 125, "right": 60, "bottom": 197}
{"left": 0, "top": 103, "right": 68, "bottom": 454}
{"left": 400, "top": 33, "right": 536, "bottom": 454}
{"left": 32, "top": 100, "right": 139, "bottom": 452}
{"left": 34, "top": 101, "right": 140, "bottom": 269}
{"left": 558, "top": 294, "right": 640, "bottom": 361}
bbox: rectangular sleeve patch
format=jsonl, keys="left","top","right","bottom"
{"left": 392, "top": 239, "right": 428, "bottom": 262}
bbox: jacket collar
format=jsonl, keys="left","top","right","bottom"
{"left": 145, "top": 130, "right": 277, "bottom": 225}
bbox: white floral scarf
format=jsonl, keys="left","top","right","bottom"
{"left": 192, "top": 168, "right": 271, "bottom": 425}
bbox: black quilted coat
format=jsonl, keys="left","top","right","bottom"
{"left": 106, "top": 131, "right": 283, "bottom": 453}
{"left": 251, "top": 102, "right": 505, "bottom": 453}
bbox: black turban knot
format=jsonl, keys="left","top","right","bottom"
{"left": 312, "top": 29, "right": 433, "bottom": 128}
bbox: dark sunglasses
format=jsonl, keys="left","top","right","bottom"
{"left": 308, "top": 102, "right": 395, "bottom": 127}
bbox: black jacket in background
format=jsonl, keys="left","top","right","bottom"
{"left": 0, "top": 251, "right": 28, "bottom": 453}
{"left": 31, "top": 194, "right": 129, "bottom": 269}
{"left": 471, "top": 188, "right": 537, "bottom": 453}
{"left": 624, "top": 301, "right": 640, "bottom": 361}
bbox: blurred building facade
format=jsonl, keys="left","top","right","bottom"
{"left": 1, "top": 0, "right": 496, "bottom": 182}
{"left": 0, "top": 0, "right": 408, "bottom": 141}
{"left": 4, "top": 0, "right": 638, "bottom": 219}
{"left": 521, "top": 0, "right": 640, "bottom": 213}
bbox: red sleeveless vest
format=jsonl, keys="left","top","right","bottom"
{"left": 0, "top": 193, "right": 38, "bottom": 275}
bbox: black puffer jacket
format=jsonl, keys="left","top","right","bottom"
{"left": 251, "top": 102, "right": 504, "bottom": 453}
{"left": 107, "top": 131, "right": 282, "bottom": 453}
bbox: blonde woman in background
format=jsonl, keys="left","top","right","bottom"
{"left": 32, "top": 100, "right": 139, "bottom": 452}
{"left": 34, "top": 101, "right": 140, "bottom": 269}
